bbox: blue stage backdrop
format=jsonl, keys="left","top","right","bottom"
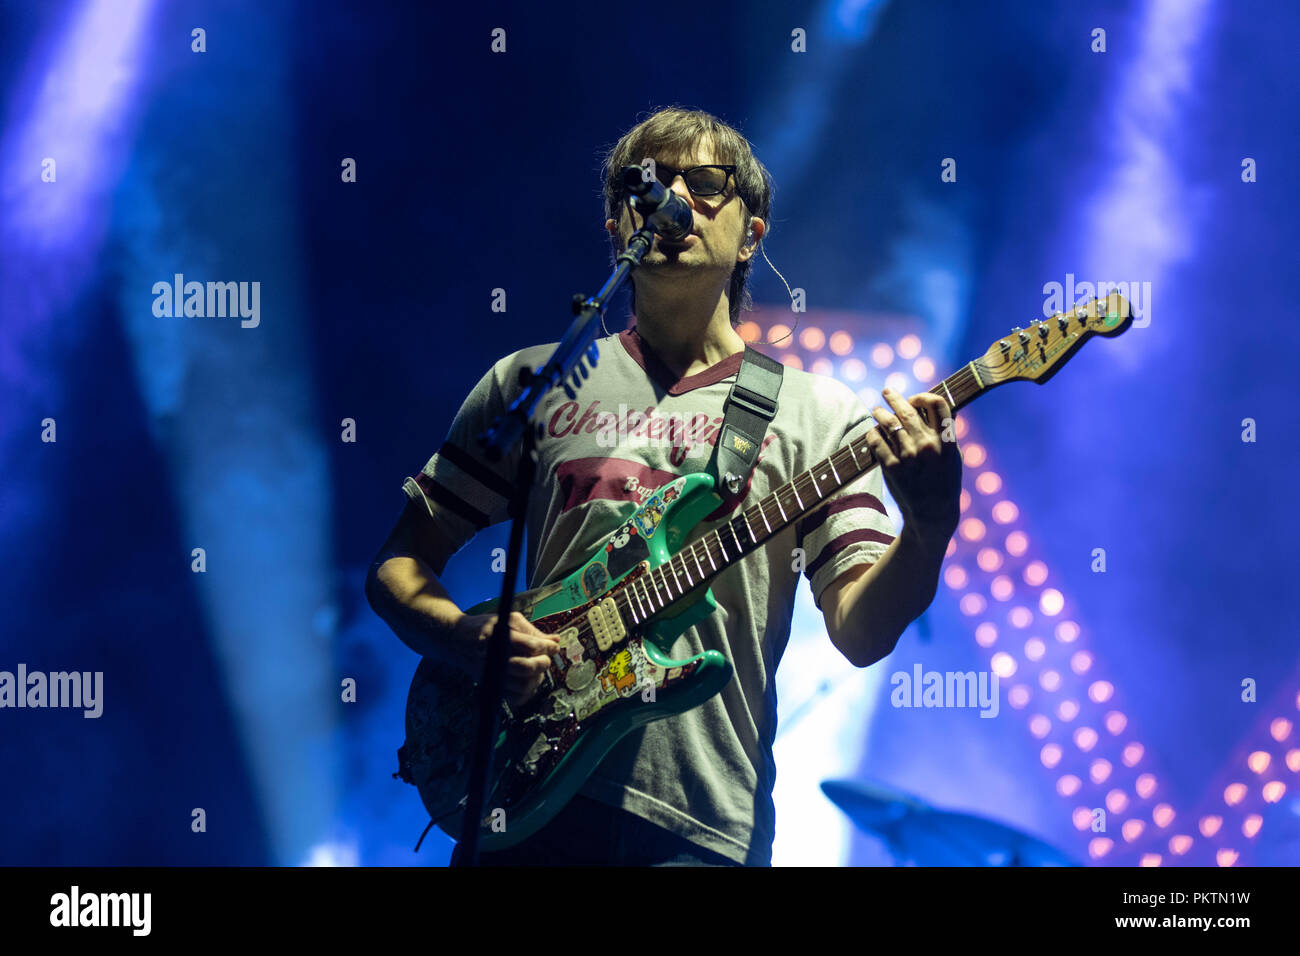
{"left": 0, "top": 0, "right": 1296, "bottom": 867}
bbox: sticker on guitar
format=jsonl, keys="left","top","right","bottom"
{"left": 579, "top": 561, "right": 609, "bottom": 599}
{"left": 603, "top": 519, "right": 648, "bottom": 579}
{"left": 560, "top": 641, "right": 675, "bottom": 721}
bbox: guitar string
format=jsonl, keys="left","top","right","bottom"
{"left": 689, "top": 363, "right": 983, "bottom": 567}
{"left": 619, "top": 362, "right": 985, "bottom": 622}
{"left": 762, "top": 308, "right": 1099, "bottom": 566}
{"left": 640, "top": 335, "right": 1088, "bottom": 603}
{"left": 643, "top": 314, "right": 1098, "bottom": 609}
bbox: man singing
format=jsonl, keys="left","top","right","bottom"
{"left": 366, "top": 106, "right": 962, "bottom": 866}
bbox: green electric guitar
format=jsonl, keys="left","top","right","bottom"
{"left": 397, "top": 293, "right": 1134, "bottom": 850}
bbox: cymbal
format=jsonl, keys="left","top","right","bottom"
{"left": 821, "top": 779, "right": 1078, "bottom": 866}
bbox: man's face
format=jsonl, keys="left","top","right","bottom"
{"left": 605, "top": 141, "right": 760, "bottom": 278}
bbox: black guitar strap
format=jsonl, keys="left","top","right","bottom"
{"left": 705, "top": 345, "right": 784, "bottom": 498}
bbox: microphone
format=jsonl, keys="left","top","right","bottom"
{"left": 622, "top": 165, "right": 693, "bottom": 241}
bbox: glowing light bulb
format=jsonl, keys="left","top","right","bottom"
{"left": 800, "top": 327, "right": 825, "bottom": 351}
{"left": 897, "top": 334, "right": 922, "bottom": 359}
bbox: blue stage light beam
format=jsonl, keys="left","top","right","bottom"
{"left": 0, "top": 0, "right": 155, "bottom": 463}
{"left": 746, "top": 0, "right": 969, "bottom": 370}
{"left": 108, "top": 4, "right": 341, "bottom": 865}
{"left": 750, "top": 0, "right": 891, "bottom": 190}
{"left": 1076, "top": 0, "right": 1215, "bottom": 367}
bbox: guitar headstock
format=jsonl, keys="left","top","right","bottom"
{"left": 979, "top": 292, "right": 1133, "bottom": 387}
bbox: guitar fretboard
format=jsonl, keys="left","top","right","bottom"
{"left": 614, "top": 359, "right": 989, "bottom": 625}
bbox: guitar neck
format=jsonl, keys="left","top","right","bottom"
{"left": 638, "top": 360, "right": 992, "bottom": 603}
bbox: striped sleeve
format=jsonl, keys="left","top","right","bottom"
{"left": 797, "top": 411, "right": 898, "bottom": 611}
{"left": 401, "top": 357, "right": 522, "bottom": 555}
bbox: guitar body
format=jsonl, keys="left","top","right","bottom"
{"left": 398, "top": 472, "right": 734, "bottom": 851}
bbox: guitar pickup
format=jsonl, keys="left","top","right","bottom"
{"left": 587, "top": 596, "right": 626, "bottom": 651}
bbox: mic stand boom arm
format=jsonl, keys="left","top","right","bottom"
{"left": 455, "top": 212, "right": 660, "bottom": 866}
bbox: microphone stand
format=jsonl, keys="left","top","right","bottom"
{"left": 455, "top": 208, "right": 663, "bottom": 866}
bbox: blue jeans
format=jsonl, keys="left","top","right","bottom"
{"left": 448, "top": 794, "right": 740, "bottom": 866}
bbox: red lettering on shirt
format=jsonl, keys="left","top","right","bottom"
{"left": 548, "top": 401, "right": 578, "bottom": 437}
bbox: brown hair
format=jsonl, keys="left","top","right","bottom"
{"left": 601, "top": 106, "right": 774, "bottom": 325}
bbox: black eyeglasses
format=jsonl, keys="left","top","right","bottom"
{"left": 622, "top": 163, "right": 737, "bottom": 198}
